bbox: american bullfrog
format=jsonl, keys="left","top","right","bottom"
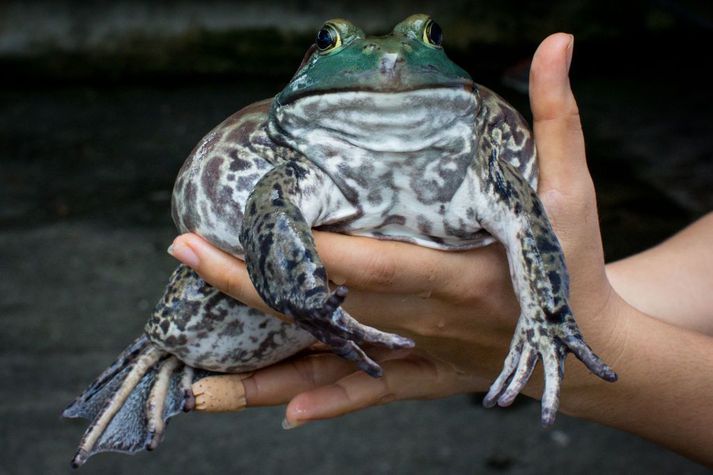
{"left": 63, "top": 14, "right": 617, "bottom": 467}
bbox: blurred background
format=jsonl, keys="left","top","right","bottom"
{"left": 1, "top": 0, "right": 711, "bottom": 474}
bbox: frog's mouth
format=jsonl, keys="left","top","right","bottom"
{"left": 276, "top": 79, "right": 475, "bottom": 107}
{"left": 271, "top": 87, "right": 479, "bottom": 154}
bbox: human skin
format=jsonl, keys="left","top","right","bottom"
{"left": 168, "top": 34, "right": 713, "bottom": 466}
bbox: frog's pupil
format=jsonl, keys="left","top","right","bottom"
{"left": 428, "top": 21, "right": 443, "bottom": 46}
{"left": 316, "top": 28, "right": 334, "bottom": 50}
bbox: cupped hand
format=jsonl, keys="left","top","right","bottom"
{"left": 169, "top": 33, "right": 622, "bottom": 428}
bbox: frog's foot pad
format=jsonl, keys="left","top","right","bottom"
{"left": 482, "top": 312, "right": 617, "bottom": 426}
{"left": 291, "top": 286, "right": 414, "bottom": 378}
{"left": 63, "top": 336, "right": 207, "bottom": 468}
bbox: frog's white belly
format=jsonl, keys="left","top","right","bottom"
{"left": 275, "top": 88, "right": 493, "bottom": 249}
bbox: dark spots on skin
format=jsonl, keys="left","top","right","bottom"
{"left": 286, "top": 160, "right": 309, "bottom": 180}
{"left": 175, "top": 181, "right": 200, "bottom": 231}
{"left": 546, "top": 307, "right": 566, "bottom": 324}
{"left": 531, "top": 198, "right": 545, "bottom": 218}
{"left": 411, "top": 150, "right": 470, "bottom": 205}
{"left": 228, "top": 149, "right": 253, "bottom": 171}
{"left": 382, "top": 215, "right": 406, "bottom": 226}
{"left": 417, "top": 215, "right": 432, "bottom": 235}
{"left": 225, "top": 119, "right": 256, "bottom": 145}
{"left": 502, "top": 107, "right": 525, "bottom": 145}
{"left": 488, "top": 149, "right": 516, "bottom": 204}
{"left": 337, "top": 161, "right": 369, "bottom": 189}
{"left": 547, "top": 270, "right": 561, "bottom": 295}
{"left": 160, "top": 320, "right": 170, "bottom": 334}
{"left": 536, "top": 235, "right": 560, "bottom": 254}
{"left": 367, "top": 188, "right": 383, "bottom": 205}
{"left": 196, "top": 154, "right": 246, "bottom": 231}
{"left": 313, "top": 267, "right": 327, "bottom": 281}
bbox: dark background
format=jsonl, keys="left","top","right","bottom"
{"left": 1, "top": 1, "right": 711, "bottom": 474}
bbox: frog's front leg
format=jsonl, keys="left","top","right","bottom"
{"left": 240, "top": 161, "right": 414, "bottom": 377}
{"left": 466, "top": 150, "right": 617, "bottom": 425}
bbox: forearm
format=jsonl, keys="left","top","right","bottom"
{"left": 561, "top": 294, "right": 713, "bottom": 467}
{"left": 606, "top": 212, "right": 713, "bottom": 334}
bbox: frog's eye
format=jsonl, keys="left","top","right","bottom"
{"left": 422, "top": 19, "right": 443, "bottom": 48}
{"left": 315, "top": 23, "right": 342, "bottom": 53}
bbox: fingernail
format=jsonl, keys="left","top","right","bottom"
{"left": 565, "top": 34, "right": 574, "bottom": 72}
{"left": 168, "top": 240, "right": 200, "bottom": 268}
{"left": 281, "top": 417, "right": 306, "bottom": 430}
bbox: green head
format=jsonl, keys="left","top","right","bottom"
{"left": 276, "top": 14, "right": 473, "bottom": 104}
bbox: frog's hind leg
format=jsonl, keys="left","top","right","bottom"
{"left": 62, "top": 336, "right": 205, "bottom": 468}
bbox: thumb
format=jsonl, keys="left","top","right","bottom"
{"left": 530, "top": 33, "right": 590, "bottom": 194}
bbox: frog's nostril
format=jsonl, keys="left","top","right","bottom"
{"left": 380, "top": 53, "right": 404, "bottom": 73}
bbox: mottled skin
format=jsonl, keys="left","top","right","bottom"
{"left": 64, "top": 14, "right": 616, "bottom": 467}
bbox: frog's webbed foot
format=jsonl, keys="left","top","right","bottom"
{"left": 63, "top": 335, "right": 205, "bottom": 468}
{"left": 483, "top": 306, "right": 617, "bottom": 426}
{"left": 289, "top": 286, "right": 414, "bottom": 377}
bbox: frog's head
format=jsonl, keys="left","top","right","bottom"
{"left": 276, "top": 14, "right": 473, "bottom": 104}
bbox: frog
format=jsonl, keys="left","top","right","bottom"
{"left": 63, "top": 14, "right": 617, "bottom": 468}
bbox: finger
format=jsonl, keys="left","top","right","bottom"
{"left": 314, "top": 230, "right": 507, "bottom": 296}
{"left": 529, "top": 33, "right": 589, "bottom": 194}
{"left": 168, "top": 233, "right": 277, "bottom": 316}
{"left": 171, "top": 231, "right": 507, "bottom": 299}
{"left": 282, "top": 357, "right": 463, "bottom": 428}
{"left": 192, "top": 353, "right": 357, "bottom": 412}
{"left": 191, "top": 347, "right": 412, "bottom": 412}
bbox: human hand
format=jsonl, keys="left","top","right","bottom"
{"left": 170, "top": 33, "right": 622, "bottom": 427}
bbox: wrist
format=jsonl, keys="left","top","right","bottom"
{"left": 556, "top": 293, "right": 713, "bottom": 466}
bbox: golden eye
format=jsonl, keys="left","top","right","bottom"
{"left": 316, "top": 23, "right": 342, "bottom": 53}
{"left": 422, "top": 19, "right": 443, "bottom": 47}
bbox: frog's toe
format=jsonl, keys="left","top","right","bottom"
{"left": 145, "top": 356, "right": 181, "bottom": 450}
{"left": 493, "top": 346, "right": 538, "bottom": 408}
{"left": 334, "top": 340, "right": 383, "bottom": 377}
{"left": 559, "top": 331, "right": 618, "bottom": 382}
{"left": 321, "top": 287, "right": 414, "bottom": 350}
{"left": 180, "top": 365, "right": 196, "bottom": 412}
{"left": 482, "top": 338, "right": 524, "bottom": 409}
